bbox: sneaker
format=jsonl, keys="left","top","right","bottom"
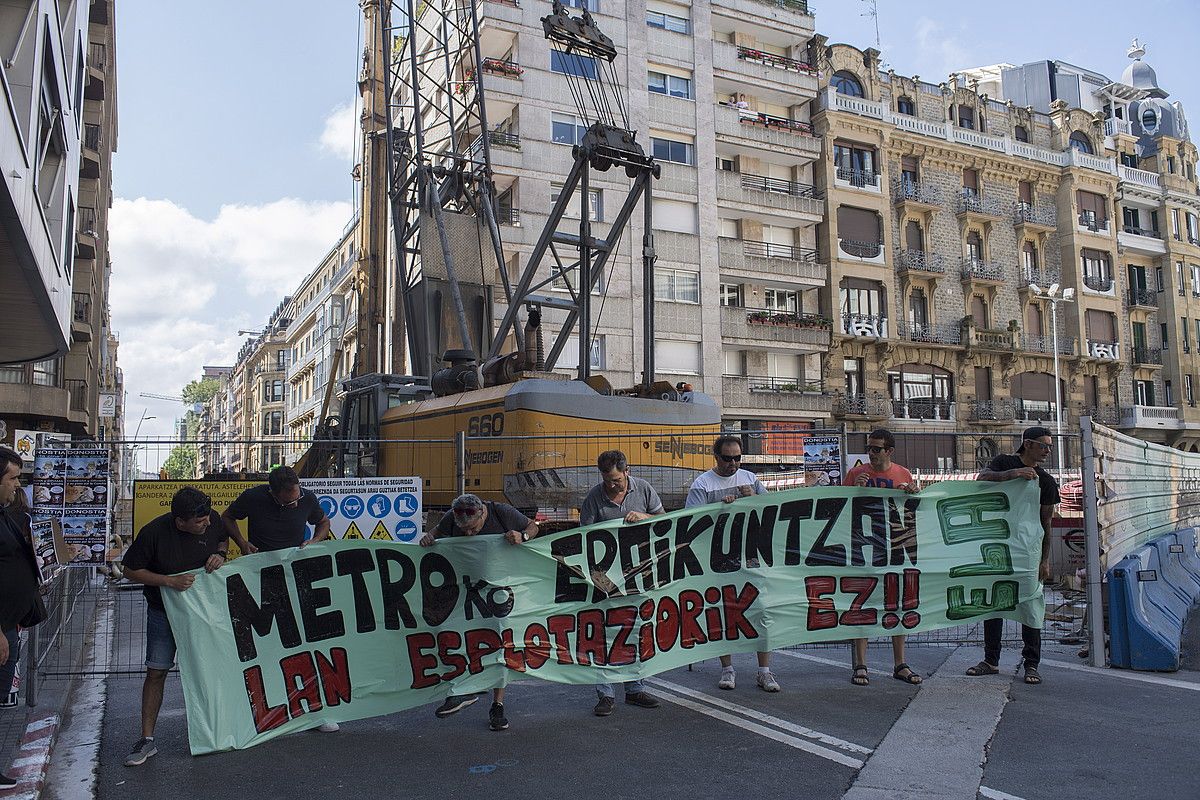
{"left": 593, "top": 695, "right": 615, "bottom": 717}
{"left": 757, "top": 671, "right": 781, "bottom": 693}
{"left": 318, "top": 722, "right": 340, "bottom": 732}
{"left": 718, "top": 670, "right": 736, "bottom": 690}
{"left": 488, "top": 702, "right": 509, "bottom": 731}
{"left": 624, "top": 691, "right": 660, "bottom": 709}
{"left": 124, "top": 737, "right": 158, "bottom": 767}
{"left": 0, "top": 774, "right": 16, "bottom": 789}
{"left": 435, "top": 694, "right": 480, "bottom": 718}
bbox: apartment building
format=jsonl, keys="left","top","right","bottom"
{"left": 283, "top": 218, "right": 358, "bottom": 464}
{"left": 463, "top": 0, "right": 825, "bottom": 447}
{"left": 0, "top": 0, "right": 122, "bottom": 444}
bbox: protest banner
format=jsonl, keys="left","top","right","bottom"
{"left": 164, "top": 480, "right": 1045, "bottom": 754}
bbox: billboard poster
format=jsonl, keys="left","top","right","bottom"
{"left": 32, "top": 447, "right": 113, "bottom": 566}
{"left": 802, "top": 435, "right": 842, "bottom": 487}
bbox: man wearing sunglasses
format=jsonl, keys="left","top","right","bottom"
{"left": 686, "top": 436, "right": 778, "bottom": 693}
{"left": 843, "top": 429, "right": 922, "bottom": 688}
{"left": 121, "top": 487, "right": 228, "bottom": 766}
{"left": 965, "top": 426, "right": 1059, "bottom": 685}
{"left": 221, "top": 465, "right": 331, "bottom": 555}
{"left": 419, "top": 493, "right": 538, "bottom": 731}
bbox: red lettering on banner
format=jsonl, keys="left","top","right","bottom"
{"left": 314, "top": 648, "right": 352, "bottom": 707}
{"left": 805, "top": 576, "right": 838, "bottom": 630}
{"left": 839, "top": 577, "right": 879, "bottom": 626}
{"left": 721, "top": 583, "right": 761, "bottom": 641}
{"left": 243, "top": 665, "right": 288, "bottom": 734}
{"left": 437, "top": 630, "right": 467, "bottom": 682}
{"left": 280, "top": 652, "right": 323, "bottom": 718}
{"left": 576, "top": 609, "right": 607, "bottom": 666}
{"left": 678, "top": 589, "right": 707, "bottom": 648}
{"left": 605, "top": 606, "right": 637, "bottom": 665}
{"left": 638, "top": 620, "right": 656, "bottom": 663}
{"left": 501, "top": 628, "right": 527, "bottom": 672}
{"left": 546, "top": 614, "right": 577, "bottom": 665}
{"left": 523, "top": 623, "right": 551, "bottom": 669}
{"left": 655, "top": 595, "right": 680, "bottom": 653}
{"left": 465, "top": 629, "right": 503, "bottom": 674}
{"left": 406, "top": 632, "right": 439, "bottom": 689}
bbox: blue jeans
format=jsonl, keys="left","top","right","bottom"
{"left": 145, "top": 606, "right": 177, "bottom": 670}
{"left": 0, "top": 629, "right": 20, "bottom": 695}
{"left": 596, "top": 680, "right": 645, "bottom": 699}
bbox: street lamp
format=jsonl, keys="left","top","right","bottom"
{"left": 133, "top": 410, "right": 156, "bottom": 439}
{"left": 1028, "top": 283, "right": 1075, "bottom": 469}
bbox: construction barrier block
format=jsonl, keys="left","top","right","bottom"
{"left": 1170, "top": 529, "right": 1200, "bottom": 586}
{"left": 1106, "top": 545, "right": 1188, "bottom": 672}
{"left": 1155, "top": 533, "right": 1200, "bottom": 598}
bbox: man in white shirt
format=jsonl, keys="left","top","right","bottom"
{"left": 685, "top": 436, "right": 778, "bottom": 693}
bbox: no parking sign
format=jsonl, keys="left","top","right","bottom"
{"left": 301, "top": 477, "right": 422, "bottom": 542}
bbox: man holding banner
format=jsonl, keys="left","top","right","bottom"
{"left": 686, "top": 436, "right": 779, "bottom": 693}
{"left": 578, "top": 450, "right": 663, "bottom": 716}
{"left": 220, "top": 466, "right": 331, "bottom": 555}
{"left": 966, "top": 426, "right": 1059, "bottom": 685}
{"left": 120, "top": 487, "right": 228, "bottom": 766}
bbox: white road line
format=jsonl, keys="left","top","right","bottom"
{"left": 979, "top": 786, "right": 1029, "bottom": 800}
{"left": 1040, "top": 658, "right": 1200, "bottom": 691}
{"left": 650, "top": 689, "right": 865, "bottom": 769}
{"left": 648, "top": 677, "right": 872, "bottom": 754}
{"left": 775, "top": 649, "right": 892, "bottom": 677}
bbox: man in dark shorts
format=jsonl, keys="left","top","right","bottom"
{"left": 419, "top": 493, "right": 538, "bottom": 731}
{"left": 578, "top": 450, "right": 663, "bottom": 716}
{"left": 966, "top": 426, "right": 1059, "bottom": 685}
{"left": 221, "top": 465, "right": 330, "bottom": 554}
{"left": 121, "top": 487, "right": 228, "bottom": 766}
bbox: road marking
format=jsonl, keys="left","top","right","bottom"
{"left": 775, "top": 649, "right": 893, "bottom": 677}
{"left": 979, "top": 787, "right": 1029, "bottom": 800}
{"left": 648, "top": 678, "right": 872, "bottom": 754}
{"left": 1040, "top": 658, "right": 1200, "bottom": 691}
{"left": 649, "top": 687, "right": 865, "bottom": 769}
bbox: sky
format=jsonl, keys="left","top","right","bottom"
{"left": 111, "top": 0, "right": 1200, "bottom": 441}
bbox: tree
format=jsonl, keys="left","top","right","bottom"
{"left": 181, "top": 378, "right": 220, "bottom": 405}
{"left": 162, "top": 444, "right": 197, "bottom": 479}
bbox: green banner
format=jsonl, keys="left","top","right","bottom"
{"left": 164, "top": 481, "right": 1045, "bottom": 754}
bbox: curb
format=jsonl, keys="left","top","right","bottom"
{"left": 1, "top": 715, "right": 60, "bottom": 799}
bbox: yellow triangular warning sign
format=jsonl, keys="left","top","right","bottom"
{"left": 370, "top": 521, "right": 392, "bottom": 540}
{"left": 342, "top": 521, "right": 364, "bottom": 540}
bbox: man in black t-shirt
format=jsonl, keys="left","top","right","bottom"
{"left": 966, "top": 426, "right": 1060, "bottom": 686}
{"left": 221, "top": 465, "right": 330, "bottom": 554}
{"left": 419, "top": 494, "right": 538, "bottom": 731}
{"left": 121, "top": 487, "right": 228, "bottom": 767}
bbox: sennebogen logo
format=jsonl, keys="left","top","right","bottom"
{"left": 654, "top": 436, "right": 709, "bottom": 458}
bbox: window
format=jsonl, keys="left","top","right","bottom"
{"left": 558, "top": 336, "right": 605, "bottom": 370}
{"left": 967, "top": 231, "right": 984, "bottom": 261}
{"left": 1018, "top": 181, "right": 1033, "bottom": 207}
{"left": 1156, "top": 266, "right": 1165, "bottom": 292}
{"left": 654, "top": 268, "right": 700, "bottom": 303}
{"left": 32, "top": 359, "right": 59, "bottom": 387}
{"left": 1135, "top": 380, "right": 1154, "bottom": 407}
{"left": 655, "top": 340, "right": 700, "bottom": 373}
{"left": 1069, "top": 131, "right": 1093, "bottom": 154}
{"left": 1168, "top": 156, "right": 1176, "bottom": 174}
{"left": 1182, "top": 318, "right": 1191, "bottom": 352}
{"left": 844, "top": 357, "right": 864, "bottom": 396}
{"left": 263, "top": 411, "right": 283, "bottom": 436}
{"left": 1187, "top": 213, "right": 1199, "bottom": 243}
{"left": 908, "top": 288, "right": 928, "bottom": 328}
{"left": 277, "top": 350, "right": 289, "bottom": 371}
{"left": 956, "top": 105, "right": 975, "bottom": 130}
{"left": 1178, "top": 262, "right": 1187, "bottom": 294}
{"left": 1122, "top": 206, "right": 1140, "bottom": 231}
{"left": 900, "top": 155, "right": 919, "bottom": 187}
{"left": 563, "top": 0, "right": 600, "bottom": 12}
{"left": 1166, "top": 380, "right": 1175, "bottom": 406}
{"left": 716, "top": 156, "right": 735, "bottom": 172}
{"left": 648, "top": 70, "right": 692, "bottom": 99}
{"left": 833, "top": 142, "right": 876, "bottom": 185}
{"left": 962, "top": 168, "right": 979, "bottom": 196}
{"left": 971, "top": 294, "right": 989, "bottom": 329}
{"left": 831, "top": 71, "right": 864, "bottom": 97}
{"left": 1161, "top": 322, "right": 1169, "bottom": 347}
{"left": 1141, "top": 107, "right": 1158, "bottom": 133}
{"left": 1077, "top": 190, "right": 1108, "bottom": 228}
{"left": 550, "top": 182, "right": 602, "bottom": 221}
{"left": 904, "top": 220, "right": 924, "bottom": 252}
{"left": 720, "top": 283, "right": 743, "bottom": 307}
{"left": 896, "top": 96, "right": 915, "bottom": 116}
{"left": 723, "top": 348, "right": 745, "bottom": 376}
{"left": 1172, "top": 209, "right": 1182, "bottom": 239}
{"left": 1014, "top": 125, "right": 1030, "bottom": 143}
{"left": 652, "top": 199, "right": 698, "bottom": 234}
{"left": 1121, "top": 152, "right": 1138, "bottom": 168}
{"left": 552, "top": 112, "right": 588, "bottom": 145}
{"left": 1193, "top": 265, "right": 1200, "bottom": 296}
{"left": 551, "top": 50, "right": 598, "bottom": 80}
{"left": 646, "top": 7, "right": 689, "bottom": 33}
{"left": 651, "top": 135, "right": 695, "bottom": 165}
{"left": 1081, "top": 249, "right": 1111, "bottom": 285}
{"left": 1187, "top": 375, "right": 1195, "bottom": 406}
{"left": 836, "top": 206, "right": 882, "bottom": 258}
{"left": 1022, "top": 241, "right": 1038, "bottom": 274}
{"left": 840, "top": 279, "right": 883, "bottom": 318}
{"left": 764, "top": 288, "right": 798, "bottom": 312}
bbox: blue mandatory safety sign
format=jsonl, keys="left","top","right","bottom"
{"left": 394, "top": 519, "right": 418, "bottom": 542}
{"left": 367, "top": 494, "right": 391, "bottom": 518}
{"left": 393, "top": 493, "right": 419, "bottom": 517}
{"left": 318, "top": 496, "right": 337, "bottom": 519}
{"left": 340, "top": 495, "right": 365, "bottom": 520}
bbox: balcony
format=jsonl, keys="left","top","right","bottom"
{"left": 896, "top": 320, "right": 962, "bottom": 346}
{"left": 497, "top": 207, "right": 520, "bottom": 226}
{"left": 960, "top": 258, "right": 1005, "bottom": 284}
{"left": 714, "top": 104, "right": 821, "bottom": 160}
{"left": 956, "top": 192, "right": 1005, "bottom": 219}
{"left": 968, "top": 326, "right": 1017, "bottom": 350}
{"left": 1013, "top": 203, "right": 1056, "bottom": 230}
{"left": 891, "top": 179, "right": 941, "bottom": 210}
{"left": 712, "top": 0, "right": 815, "bottom": 35}
{"left": 1119, "top": 405, "right": 1183, "bottom": 431}
{"left": 1131, "top": 345, "right": 1164, "bottom": 367}
{"left": 1118, "top": 165, "right": 1161, "bottom": 190}
{"left": 65, "top": 379, "right": 88, "bottom": 414}
{"left": 896, "top": 249, "right": 945, "bottom": 275}
{"left": 715, "top": 171, "right": 824, "bottom": 220}
{"left": 837, "top": 237, "right": 884, "bottom": 264}
{"left": 968, "top": 399, "right": 1017, "bottom": 425}
{"left": 1119, "top": 225, "right": 1167, "bottom": 255}
{"left": 1082, "top": 273, "right": 1114, "bottom": 296}
{"left": 1014, "top": 400, "right": 1058, "bottom": 424}
{"left": 1077, "top": 213, "right": 1111, "bottom": 235}
{"left": 1020, "top": 334, "right": 1075, "bottom": 356}
{"left": 76, "top": 206, "right": 98, "bottom": 260}
{"left": 735, "top": 45, "right": 816, "bottom": 75}
{"left": 833, "top": 393, "right": 890, "bottom": 420}
{"left": 713, "top": 43, "right": 818, "bottom": 97}
{"left": 834, "top": 167, "right": 881, "bottom": 193}
{"left": 71, "top": 292, "right": 92, "bottom": 342}
{"left": 842, "top": 313, "right": 888, "bottom": 338}
{"left": 1087, "top": 339, "right": 1121, "bottom": 360}
{"left": 1126, "top": 287, "right": 1158, "bottom": 309}
{"left": 481, "top": 57, "right": 523, "bottom": 79}
{"left": 717, "top": 237, "right": 825, "bottom": 286}
{"left": 1078, "top": 403, "right": 1120, "bottom": 426}
{"left": 723, "top": 375, "right": 833, "bottom": 414}
{"left": 1106, "top": 118, "right": 1134, "bottom": 138}
{"left": 486, "top": 130, "right": 520, "bottom": 150}
{"left": 891, "top": 398, "right": 956, "bottom": 421}
{"left": 1019, "top": 268, "right": 1061, "bottom": 290}
{"left": 721, "top": 306, "right": 831, "bottom": 350}
{"left": 86, "top": 43, "right": 106, "bottom": 100}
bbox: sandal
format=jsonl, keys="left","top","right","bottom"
{"left": 892, "top": 662, "right": 922, "bottom": 684}
{"left": 1023, "top": 665, "right": 1042, "bottom": 684}
{"left": 965, "top": 660, "right": 999, "bottom": 676}
{"left": 850, "top": 664, "right": 870, "bottom": 686}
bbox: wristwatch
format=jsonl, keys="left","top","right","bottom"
{"left": 521, "top": 531, "right": 530, "bottom": 542}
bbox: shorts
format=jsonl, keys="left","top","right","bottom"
{"left": 145, "top": 606, "right": 177, "bottom": 671}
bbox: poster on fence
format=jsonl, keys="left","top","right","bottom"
{"left": 32, "top": 447, "right": 112, "bottom": 566}
{"left": 133, "top": 477, "right": 423, "bottom": 556}
{"left": 164, "top": 480, "right": 1045, "bottom": 754}
{"left": 803, "top": 435, "right": 842, "bottom": 486}
{"left": 29, "top": 518, "right": 69, "bottom": 580}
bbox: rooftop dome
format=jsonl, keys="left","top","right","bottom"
{"left": 1122, "top": 39, "right": 1168, "bottom": 98}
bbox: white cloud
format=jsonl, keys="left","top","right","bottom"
{"left": 911, "top": 17, "right": 973, "bottom": 81}
{"left": 319, "top": 102, "right": 358, "bottom": 162}
{"left": 110, "top": 196, "right": 353, "bottom": 440}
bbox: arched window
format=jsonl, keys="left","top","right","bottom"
{"left": 1014, "top": 125, "right": 1030, "bottom": 143}
{"left": 832, "top": 71, "right": 864, "bottom": 97}
{"left": 896, "top": 96, "right": 915, "bottom": 116}
{"left": 1069, "top": 132, "right": 1093, "bottom": 154}
{"left": 1011, "top": 372, "right": 1065, "bottom": 423}
{"left": 1141, "top": 107, "right": 1159, "bottom": 132}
